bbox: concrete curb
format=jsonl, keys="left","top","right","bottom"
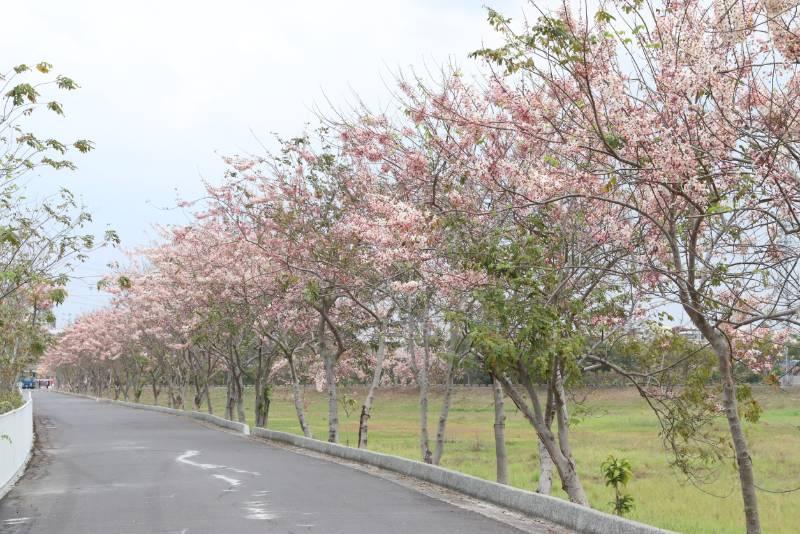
{"left": 252, "top": 427, "right": 674, "bottom": 534}
{"left": 54, "top": 391, "right": 250, "bottom": 436}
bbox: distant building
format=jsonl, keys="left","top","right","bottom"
{"left": 672, "top": 326, "right": 704, "bottom": 344}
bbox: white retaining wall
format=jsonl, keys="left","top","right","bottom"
{"left": 0, "top": 391, "right": 33, "bottom": 499}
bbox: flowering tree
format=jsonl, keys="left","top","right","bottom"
{"left": 469, "top": 1, "right": 800, "bottom": 530}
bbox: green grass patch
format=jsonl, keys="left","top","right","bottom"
{"left": 0, "top": 389, "right": 24, "bottom": 414}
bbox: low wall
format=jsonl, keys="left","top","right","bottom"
{"left": 252, "top": 427, "right": 674, "bottom": 534}
{"left": 0, "top": 391, "right": 33, "bottom": 500}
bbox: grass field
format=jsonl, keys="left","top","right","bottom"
{"left": 124, "top": 385, "right": 800, "bottom": 533}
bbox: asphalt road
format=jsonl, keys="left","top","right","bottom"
{"left": 0, "top": 392, "right": 539, "bottom": 534}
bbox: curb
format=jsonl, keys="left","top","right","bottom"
{"left": 251, "top": 428, "right": 674, "bottom": 534}
{"left": 54, "top": 391, "right": 250, "bottom": 436}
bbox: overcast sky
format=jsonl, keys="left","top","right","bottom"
{"left": 5, "top": 0, "right": 526, "bottom": 325}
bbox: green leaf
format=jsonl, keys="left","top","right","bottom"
{"left": 47, "top": 101, "right": 64, "bottom": 115}
{"left": 595, "top": 10, "right": 616, "bottom": 23}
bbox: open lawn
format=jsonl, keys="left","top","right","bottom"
{"left": 124, "top": 385, "right": 800, "bottom": 533}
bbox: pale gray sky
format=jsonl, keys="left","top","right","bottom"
{"left": 5, "top": 0, "right": 524, "bottom": 325}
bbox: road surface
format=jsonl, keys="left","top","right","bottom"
{"left": 0, "top": 392, "right": 553, "bottom": 534}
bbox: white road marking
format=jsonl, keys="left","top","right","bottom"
{"left": 176, "top": 450, "right": 260, "bottom": 475}
{"left": 3, "top": 518, "right": 30, "bottom": 524}
{"left": 176, "top": 450, "right": 222, "bottom": 470}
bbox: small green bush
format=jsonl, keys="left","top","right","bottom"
{"left": 0, "top": 390, "right": 23, "bottom": 415}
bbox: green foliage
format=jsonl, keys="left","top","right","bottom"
{"left": 0, "top": 389, "right": 23, "bottom": 414}
{"left": 2, "top": 62, "right": 93, "bottom": 181}
{"left": 463, "top": 224, "right": 586, "bottom": 385}
{"left": 602, "top": 455, "right": 635, "bottom": 516}
{"left": 339, "top": 391, "right": 358, "bottom": 418}
{"left": 736, "top": 385, "right": 763, "bottom": 423}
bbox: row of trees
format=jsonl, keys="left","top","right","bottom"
{"left": 44, "top": 1, "right": 800, "bottom": 531}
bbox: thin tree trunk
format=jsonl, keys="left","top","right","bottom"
{"left": 255, "top": 383, "right": 271, "bottom": 428}
{"left": 537, "top": 440, "right": 554, "bottom": 494}
{"left": 492, "top": 377, "right": 508, "bottom": 485}
{"left": 323, "top": 352, "right": 338, "bottom": 443}
{"left": 359, "top": 328, "right": 386, "bottom": 449}
{"left": 225, "top": 372, "right": 234, "bottom": 421}
{"left": 254, "top": 352, "right": 272, "bottom": 429}
{"left": 288, "top": 354, "right": 311, "bottom": 437}
{"left": 151, "top": 378, "right": 160, "bottom": 406}
{"left": 255, "top": 348, "right": 275, "bottom": 428}
{"left": 193, "top": 378, "right": 204, "bottom": 411}
{"left": 537, "top": 392, "right": 556, "bottom": 494}
{"left": 432, "top": 359, "right": 455, "bottom": 465}
{"left": 235, "top": 372, "right": 246, "bottom": 424}
{"left": 167, "top": 373, "right": 176, "bottom": 408}
{"left": 410, "top": 314, "right": 433, "bottom": 463}
{"left": 496, "top": 374, "right": 589, "bottom": 506}
{"left": 319, "top": 315, "right": 339, "bottom": 443}
{"left": 122, "top": 370, "right": 130, "bottom": 401}
{"left": 205, "top": 352, "right": 214, "bottom": 414}
{"left": 710, "top": 329, "right": 761, "bottom": 534}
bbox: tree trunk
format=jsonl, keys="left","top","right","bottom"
{"left": 492, "top": 377, "right": 508, "bottom": 485}
{"left": 323, "top": 352, "right": 338, "bottom": 443}
{"left": 225, "top": 372, "right": 235, "bottom": 421}
{"left": 151, "top": 379, "right": 160, "bottom": 405}
{"left": 358, "top": 328, "right": 387, "bottom": 449}
{"left": 432, "top": 359, "right": 455, "bottom": 465}
{"left": 235, "top": 374, "right": 246, "bottom": 424}
{"left": 537, "top": 440, "right": 554, "bottom": 494}
{"left": 319, "top": 316, "right": 339, "bottom": 443}
{"left": 122, "top": 370, "right": 130, "bottom": 401}
{"left": 205, "top": 352, "right": 214, "bottom": 413}
{"left": 255, "top": 382, "right": 271, "bottom": 428}
{"left": 254, "top": 347, "right": 275, "bottom": 428}
{"left": 409, "top": 314, "right": 432, "bottom": 463}
{"left": 205, "top": 384, "right": 213, "bottom": 414}
{"left": 710, "top": 329, "right": 762, "bottom": 534}
{"left": 496, "top": 374, "right": 589, "bottom": 506}
{"left": 193, "top": 378, "right": 204, "bottom": 411}
{"left": 288, "top": 355, "right": 311, "bottom": 437}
